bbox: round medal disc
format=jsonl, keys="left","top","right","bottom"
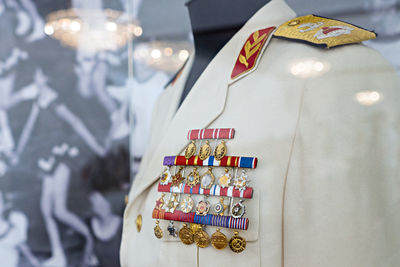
{"left": 194, "top": 229, "right": 210, "bottom": 248}
{"left": 154, "top": 221, "right": 163, "bottom": 239}
{"left": 184, "top": 141, "right": 196, "bottom": 159}
{"left": 231, "top": 200, "right": 246, "bottom": 219}
{"left": 180, "top": 195, "right": 194, "bottom": 213}
{"left": 211, "top": 229, "right": 228, "bottom": 250}
{"left": 196, "top": 200, "right": 210, "bottom": 216}
{"left": 229, "top": 231, "right": 246, "bottom": 253}
{"left": 179, "top": 224, "right": 194, "bottom": 245}
{"left": 199, "top": 141, "right": 211, "bottom": 160}
{"left": 214, "top": 140, "right": 227, "bottom": 161}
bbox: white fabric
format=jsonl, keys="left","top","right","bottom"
{"left": 121, "top": 0, "right": 400, "bottom": 266}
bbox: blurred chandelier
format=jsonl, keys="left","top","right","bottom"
{"left": 134, "top": 41, "right": 192, "bottom": 73}
{"left": 44, "top": 8, "right": 142, "bottom": 51}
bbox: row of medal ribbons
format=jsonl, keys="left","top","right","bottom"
{"left": 152, "top": 128, "right": 256, "bottom": 253}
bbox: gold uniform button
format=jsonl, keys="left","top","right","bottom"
{"left": 288, "top": 19, "right": 300, "bottom": 26}
{"left": 136, "top": 214, "right": 142, "bottom": 232}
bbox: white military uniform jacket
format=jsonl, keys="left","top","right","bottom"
{"left": 121, "top": 0, "right": 400, "bottom": 266}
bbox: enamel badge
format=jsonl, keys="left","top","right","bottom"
{"left": 231, "top": 27, "right": 276, "bottom": 82}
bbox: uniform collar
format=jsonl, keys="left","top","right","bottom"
{"left": 129, "top": 0, "right": 296, "bottom": 202}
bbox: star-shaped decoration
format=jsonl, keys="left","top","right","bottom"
{"left": 154, "top": 193, "right": 165, "bottom": 210}
{"left": 165, "top": 193, "right": 179, "bottom": 213}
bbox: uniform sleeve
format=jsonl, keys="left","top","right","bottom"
{"left": 284, "top": 44, "right": 400, "bottom": 267}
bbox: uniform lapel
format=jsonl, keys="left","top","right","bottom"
{"left": 130, "top": 0, "right": 296, "bottom": 202}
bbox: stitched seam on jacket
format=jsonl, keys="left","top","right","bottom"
{"left": 281, "top": 80, "right": 308, "bottom": 267}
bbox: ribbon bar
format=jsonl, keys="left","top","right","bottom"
{"left": 163, "top": 156, "right": 258, "bottom": 169}
{"left": 152, "top": 209, "right": 249, "bottom": 231}
{"left": 158, "top": 183, "right": 253, "bottom": 199}
{"left": 187, "top": 128, "right": 235, "bottom": 140}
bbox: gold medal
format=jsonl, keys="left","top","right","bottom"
{"left": 179, "top": 223, "right": 194, "bottom": 245}
{"left": 194, "top": 227, "right": 210, "bottom": 248}
{"left": 180, "top": 195, "right": 194, "bottom": 213}
{"left": 154, "top": 220, "right": 163, "bottom": 239}
{"left": 218, "top": 168, "right": 232, "bottom": 188}
{"left": 184, "top": 141, "right": 196, "bottom": 159}
{"left": 171, "top": 167, "right": 184, "bottom": 187}
{"left": 186, "top": 168, "right": 200, "bottom": 188}
{"left": 211, "top": 229, "right": 228, "bottom": 250}
{"left": 200, "top": 167, "right": 215, "bottom": 189}
{"left": 199, "top": 140, "right": 211, "bottom": 160}
{"left": 229, "top": 231, "right": 246, "bottom": 253}
{"left": 214, "top": 140, "right": 227, "bottom": 161}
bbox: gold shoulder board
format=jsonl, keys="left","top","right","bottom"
{"left": 273, "top": 14, "right": 377, "bottom": 48}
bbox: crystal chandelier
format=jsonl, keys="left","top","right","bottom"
{"left": 44, "top": 8, "right": 142, "bottom": 51}
{"left": 133, "top": 41, "right": 192, "bottom": 73}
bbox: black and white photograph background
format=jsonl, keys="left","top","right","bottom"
{"left": 0, "top": 0, "right": 132, "bottom": 266}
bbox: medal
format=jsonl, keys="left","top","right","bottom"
{"left": 167, "top": 221, "right": 178, "bottom": 237}
{"left": 214, "top": 140, "right": 227, "bottom": 161}
{"left": 214, "top": 197, "right": 228, "bottom": 216}
{"left": 165, "top": 193, "right": 179, "bottom": 213}
{"left": 159, "top": 167, "right": 172, "bottom": 185}
{"left": 200, "top": 167, "right": 215, "bottom": 189}
{"left": 194, "top": 226, "right": 210, "bottom": 248}
{"left": 196, "top": 199, "right": 211, "bottom": 216}
{"left": 231, "top": 199, "right": 246, "bottom": 218}
{"left": 218, "top": 168, "right": 232, "bottom": 188}
{"left": 184, "top": 141, "right": 196, "bottom": 159}
{"left": 171, "top": 167, "right": 184, "bottom": 187}
{"left": 229, "top": 231, "right": 246, "bottom": 253}
{"left": 154, "top": 220, "right": 163, "bottom": 239}
{"left": 199, "top": 140, "right": 211, "bottom": 160}
{"left": 180, "top": 195, "right": 194, "bottom": 213}
{"left": 186, "top": 167, "right": 200, "bottom": 188}
{"left": 233, "top": 169, "right": 248, "bottom": 191}
{"left": 211, "top": 229, "right": 228, "bottom": 250}
{"left": 179, "top": 223, "right": 194, "bottom": 245}
{"left": 154, "top": 193, "right": 165, "bottom": 210}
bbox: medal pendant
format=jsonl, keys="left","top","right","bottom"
{"left": 218, "top": 168, "right": 232, "bottom": 188}
{"left": 231, "top": 200, "right": 246, "bottom": 218}
{"left": 214, "top": 140, "right": 227, "bottom": 161}
{"left": 196, "top": 199, "right": 210, "bottom": 216}
{"left": 211, "top": 229, "right": 228, "bottom": 250}
{"left": 233, "top": 169, "right": 248, "bottom": 191}
{"left": 180, "top": 195, "right": 194, "bottom": 213}
{"left": 200, "top": 167, "right": 215, "bottom": 189}
{"left": 154, "top": 220, "right": 163, "bottom": 239}
{"left": 229, "top": 231, "right": 246, "bottom": 253}
{"left": 165, "top": 193, "right": 179, "bottom": 213}
{"left": 186, "top": 168, "right": 200, "bottom": 188}
{"left": 167, "top": 221, "right": 178, "bottom": 237}
{"left": 184, "top": 141, "right": 197, "bottom": 159}
{"left": 160, "top": 167, "right": 172, "bottom": 185}
{"left": 179, "top": 223, "right": 194, "bottom": 245}
{"left": 171, "top": 167, "right": 184, "bottom": 187}
{"left": 194, "top": 226, "right": 210, "bottom": 248}
{"left": 199, "top": 140, "right": 211, "bottom": 160}
{"left": 154, "top": 193, "right": 165, "bottom": 210}
{"left": 214, "top": 197, "right": 228, "bottom": 216}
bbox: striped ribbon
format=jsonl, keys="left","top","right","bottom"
{"left": 163, "top": 155, "right": 258, "bottom": 169}
{"left": 158, "top": 183, "right": 253, "bottom": 199}
{"left": 152, "top": 208, "right": 248, "bottom": 231}
{"left": 187, "top": 128, "right": 235, "bottom": 140}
